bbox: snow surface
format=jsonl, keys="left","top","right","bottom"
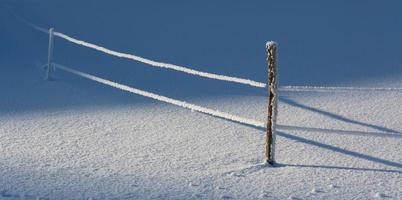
{"left": 1, "top": 62, "right": 401, "bottom": 199}
{"left": 1, "top": 1, "right": 402, "bottom": 200}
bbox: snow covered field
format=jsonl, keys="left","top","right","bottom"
{"left": 1, "top": 1, "right": 402, "bottom": 199}
{"left": 1, "top": 64, "right": 401, "bottom": 199}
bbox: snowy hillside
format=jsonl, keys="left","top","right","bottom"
{"left": 1, "top": 1, "right": 401, "bottom": 200}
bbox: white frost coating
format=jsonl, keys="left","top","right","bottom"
{"left": 266, "top": 41, "right": 277, "bottom": 48}
{"left": 5, "top": 5, "right": 48, "bottom": 34}
{"left": 53, "top": 63, "right": 265, "bottom": 128}
{"left": 279, "top": 86, "right": 402, "bottom": 92}
{"left": 53, "top": 32, "right": 267, "bottom": 88}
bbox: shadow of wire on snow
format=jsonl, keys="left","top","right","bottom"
{"left": 280, "top": 97, "right": 401, "bottom": 134}
{"left": 225, "top": 129, "right": 402, "bottom": 175}
{"left": 275, "top": 163, "right": 402, "bottom": 174}
{"left": 194, "top": 108, "right": 402, "bottom": 171}
{"left": 277, "top": 125, "right": 402, "bottom": 138}
{"left": 276, "top": 131, "right": 402, "bottom": 169}
{"left": 191, "top": 102, "right": 402, "bottom": 172}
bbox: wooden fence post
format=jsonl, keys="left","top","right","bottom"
{"left": 46, "top": 28, "right": 54, "bottom": 80}
{"left": 265, "top": 41, "right": 278, "bottom": 165}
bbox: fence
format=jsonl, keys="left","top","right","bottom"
{"left": 7, "top": 6, "right": 402, "bottom": 167}
{"left": 9, "top": 6, "right": 402, "bottom": 167}
{"left": 43, "top": 27, "right": 279, "bottom": 165}
{"left": 5, "top": 4, "right": 279, "bottom": 164}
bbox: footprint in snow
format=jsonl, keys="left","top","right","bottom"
{"left": 122, "top": 192, "right": 137, "bottom": 199}
{"left": 309, "top": 188, "right": 324, "bottom": 194}
{"left": 229, "top": 172, "right": 245, "bottom": 177}
{"left": 0, "top": 191, "right": 36, "bottom": 199}
{"left": 288, "top": 195, "right": 303, "bottom": 200}
{"left": 328, "top": 184, "right": 339, "bottom": 189}
{"left": 189, "top": 182, "right": 199, "bottom": 187}
{"left": 192, "top": 194, "right": 203, "bottom": 198}
{"left": 221, "top": 195, "right": 233, "bottom": 199}
{"left": 374, "top": 192, "right": 391, "bottom": 199}
{"left": 258, "top": 192, "right": 271, "bottom": 198}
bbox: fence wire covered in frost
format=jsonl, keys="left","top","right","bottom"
{"left": 6, "top": 5, "right": 271, "bottom": 128}
{"left": 8, "top": 6, "right": 402, "bottom": 166}
{"left": 53, "top": 63, "right": 266, "bottom": 128}
{"left": 6, "top": 6, "right": 266, "bottom": 87}
{"left": 8, "top": 5, "right": 282, "bottom": 164}
{"left": 9, "top": 12, "right": 266, "bottom": 128}
{"left": 8, "top": 6, "right": 401, "bottom": 131}
{"left": 53, "top": 32, "right": 267, "bottom": 88}
{"left": 48, "top": 30, "right": 269, "bottom": 128}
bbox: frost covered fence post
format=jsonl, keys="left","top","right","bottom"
{"left": 265, "top": 41, "right": 278, "bottom": 165}
{"left": 46, "top": 28, "right": 55, "bottom": 80}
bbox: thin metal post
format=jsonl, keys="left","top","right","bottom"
{"left": 46, "top": 28, "right": 54, "bottom": 80}
{"left": 265, "top": 41, "right": 278, "bottom": 165}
